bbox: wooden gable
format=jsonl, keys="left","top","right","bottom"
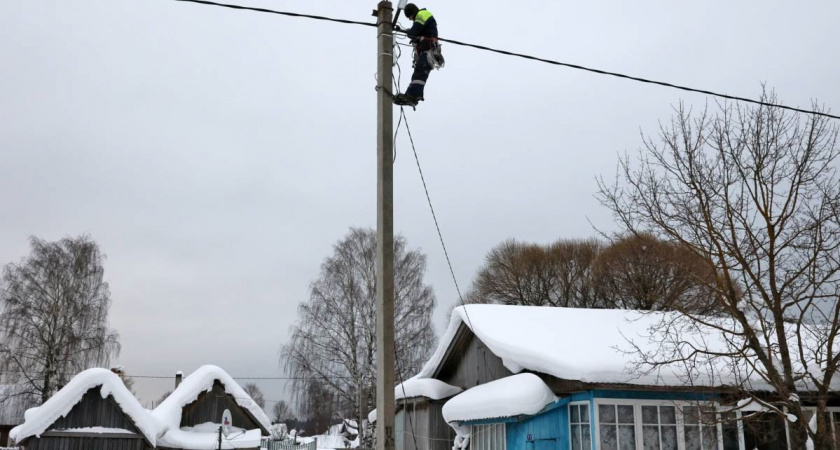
{"left": 180, "top": 380, "right": 268, "bottom": 435}
{"left": 432, "top": 323, "right": 512, "bottom": 390}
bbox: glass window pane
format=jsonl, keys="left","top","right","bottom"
{"left": 618, "top": 406, "right": 635, "bottom": 424}
{"left": 701, "top": 426, "right": 718, "bottom": 450}
{"left": 685, "top": 427, "right": 701, "bottom": 450}
{"left": 683, "top": 407, "right": 700, "bottom": 425}
{"left": 642, "top": 406, "right": 658, "bottom": 425}
{"left": 701, "top": 409, "right": 716, "bottom": 425}
{"left": 642, "top": 426, "right": 660, "bottom": 450}
{"left": 582, "top": 425, "right": 592, "bottom": 450}
{"left": 581, "top": 405, "right": 590, "bottom": 424}
{"left": 661, "top": 426, "right": 677, "bottom": 450}
{"left": 572, "top": 405, "right": 580, "bottom": 424}
{"left": 572, "top": 424, "right": 581, "bottom": 450}
{"left": 601, "top": 425, "right": 618, "bottom": 450}
{"left": 720, "top": 412, "right": 738, "bottom": 450}
{"left": 601, "top": 405, "right": 617, "bottom": 424}
{"left": 660, "top": 407, "right": 676, "bottom": 425}
{"left": 619, "top": 425, "right": 636, "bottom": 450}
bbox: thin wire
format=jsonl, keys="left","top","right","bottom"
{"left": 399, "top": 107, "right": 477, "bottom": 335}
{"left": 162, "top": 0, "right": 839, "bottom": 120}
{"left": 394, "top": 349, "right": 420, "bottom": 450}
{"left": 166, "top": 0, "right": 377, "bottom": 28}
{"left": 433, "top": 36, "right": 840, "bottom": 120}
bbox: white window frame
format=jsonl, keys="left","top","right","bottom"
{"left": 569, "top": 402, "right": 593, "bottom": 450}
{"left": 798, "top": 406, "right": 840, "bottom": 449}
{"left": 592, "top": 399, "right": 733, "bottom": 450}
{"left": 470, "top": 423, "right": 507, "bottom": 450}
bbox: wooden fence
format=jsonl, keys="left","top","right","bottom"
{"left": 261, "top": 438, "right": 318, "bottom": 450}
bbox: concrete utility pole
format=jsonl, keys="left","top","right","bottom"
{"left": 374, "top": 3, "right": 395, "bottom": 450}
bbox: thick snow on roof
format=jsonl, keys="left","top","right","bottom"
{"left": 153, "top": 365, "right": 271, "bottom": 432}
{"left": 396, "top": 378, "right": 462, "bottom": 401}
{"left": 9, "top": 368, "right": 162, "bottom": 445}
{"left": 53, "top": 427, "right": 135, "bottom": 434}
{"left": 418, "top": 305, "right": 829, "bottom": 389}
{"left": 367, "top": 379, "right": 462, "bottom": 424}
{"left": 158, "top": 425, "right": 262, "bottom": 449}
{"left": 442, "top": 374, "right": 557, "bottom": 423}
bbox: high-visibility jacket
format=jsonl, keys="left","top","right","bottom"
{"left": 407, "top": 9, "right": 438, "bottom": 40}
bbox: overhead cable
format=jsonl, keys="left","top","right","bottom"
{"left": 162, "top": 0, "right": 839, "bottom": 120}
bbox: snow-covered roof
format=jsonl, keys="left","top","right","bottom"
{"left": 396, "top": 378, "right": 462, "bottom": 401}
{"left": 152, "top": 365, "right": 272, "bottom": 446}
{"left": 158, "top": 423, "right": 263, "bottom": 449}
{"left": 419, "top": 305, "right": 837, "bottom": 390}
{"left": 366, "top": 379, "right": 462, "bottom": 424}
{"left": 9, "top": 368, "right": 163, "bottom": 445}
{"left": 442, "top": 374, "right": 557, "bottom": 423}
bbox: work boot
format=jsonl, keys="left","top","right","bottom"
{"left": 392, "top": 93, "right": 420, "bottom": 106}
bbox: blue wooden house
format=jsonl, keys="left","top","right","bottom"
{"left": 394, "top": 305, "right": 838, "bottom": 450}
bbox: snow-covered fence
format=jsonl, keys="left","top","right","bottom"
{"left": 261, "top": 438, "right": 317, "bottom": 450}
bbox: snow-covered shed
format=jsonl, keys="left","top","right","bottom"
{"left": 152, "top": 365, "right": 272, "bottom": 450}
{"left": 9, "top": 368, "right": 162, "bottom": 450}
{"left": 403, "top": 305, "right": 840, "bottom": 450}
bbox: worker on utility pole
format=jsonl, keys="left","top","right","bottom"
{"left": 392, "top": 3, "right": 444, "bottom": 107}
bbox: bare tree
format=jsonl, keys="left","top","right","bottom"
{"left": 597, "top": 91, "right": 840, "bottom": 449}
{"left": 593, "top": 233, "right": 722, "bottom": 313}
{"left": 110, "top": 365, "right": 136, "bottom": 395}
{"left": 154, "top": 390, "right": 172, "bottom": 408}
{"left": 281, "top": 228, "right": 437, "bottom": 438}
{"left": 0, "top": 235, "right": 120, "bottom": 406}
{"left": 244, "top": 382, "right": 266, "bottom": 409}
{"left": 273, "top": 400, "right": 293, "bottom": 423}
{"left": 469, "top": 238, "right": 604, "bottom": 307}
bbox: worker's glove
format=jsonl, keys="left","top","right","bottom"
{"left": 393, "top": 24, "right": 405, "bottom": 32}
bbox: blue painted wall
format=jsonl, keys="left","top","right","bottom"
{"left": 464, "top": 390, "right": 722, "bottom": 450}
{"left": 506, "top": 404, "right": 569, "bottom": 450}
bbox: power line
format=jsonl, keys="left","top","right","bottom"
{"left": 160, "top": 0, "right": 840, "bottom": 120}
{"left": 166, "top": 0, "right": 377, "bottom": 28}
{"left": 435, "top": 37, "right": 840, "bottom": 120}
{"left": 0, "top": 370, "right": 354, "bottom": 381}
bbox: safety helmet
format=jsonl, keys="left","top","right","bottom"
{"left": 404, "top": 3, "right": 419, "bottom": 19}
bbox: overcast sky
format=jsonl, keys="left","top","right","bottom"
{"left": 1, "top": 0, "right": 838, "bottom": 412}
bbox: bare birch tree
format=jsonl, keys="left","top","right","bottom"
{"left": 280, "top": 228, "right": 436, "bottom": 437}
{"left": 597, "top": 91, "right": 840, "bottom": 449}
{"left": 0, "top": 235, "right": 121, "bottom": 408}
{"left": 244, "top": 382, "right": 266, "bottom": 409}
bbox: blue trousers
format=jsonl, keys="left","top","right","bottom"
{"left": 406, "top": 46, "right": 432, "bottom": 99}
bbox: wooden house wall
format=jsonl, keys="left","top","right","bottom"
{"left": 1, "top": 425, "right": 12, "bottom": 447}
{"left": 180, "top": 381, "right": 261, "bottom": 432}
{"left": 397, "top": 400, "right": 455, "bottom": 450}
{"left": 24, "top": 436, "right": 150, "bottom": 450}
{"left": 21, "top": 387, "right": 150, "bottom": 450}
{"left": 435, "top": 326, "right": 511, "bottom": 390}
{"left": 49, "top": 388, "right": 141, "bottom": 432}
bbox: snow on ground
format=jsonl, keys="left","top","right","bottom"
{"left": 311, "top": 433, "right": 357, "bottom": 449}
{"left": 9, "top": 368, "right": 163, "bottom": 445}
{"left": 158, "top": 426, "right": 262, "bottom": 449}
{"left": 442, "top": 373, "right": 557, "bottom": 423}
